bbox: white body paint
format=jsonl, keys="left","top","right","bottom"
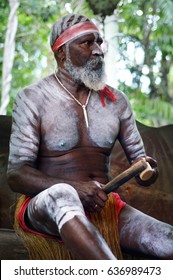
{"left": 8, "top": 74, "right": 145, "bottom": 170}
{"left": 119, "top": 209, "right": 173, "bottom": 258}
{"left": 8, "top": 74, "right": 146, "bottom": 234}
{"left": 27, "top": 183, "right": 85, "bottom": 233}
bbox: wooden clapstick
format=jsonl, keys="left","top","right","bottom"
{"left": 103, "top": 159, "right": 153, "bottom": 194}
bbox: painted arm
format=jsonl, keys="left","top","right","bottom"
{"left": 117, "top": 92, "right": 158, "bottom": 186}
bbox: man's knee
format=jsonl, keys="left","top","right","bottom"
{"left": 160, "top": 224, "right": 173, "bottom": 259}
{"left": 46, "top": 183, "right": 80, "bottom": 202}
{"left": 141, "top": 221, "right": 173, "bottom": 259}
{"left": 42, "top": 183, "right": 85, "bottom": 231}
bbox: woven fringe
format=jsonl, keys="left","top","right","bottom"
{"left": 14, "top": 193, "right": 123, "bottom": 260}
{"left": 90, "top": 193, "right": 123, "bottom": 260}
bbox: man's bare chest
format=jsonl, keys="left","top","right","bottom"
{"left": 40, "top": 93, "right": 120, "bottom": 152}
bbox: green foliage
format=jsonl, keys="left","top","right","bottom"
{"left": 1, "top": 0, "right": 173, "bottom": 126}
{"left": 119, "top": 84, "right": 173, "bottom": 127}
{"left": 0, "top": 0, "right": 9, "bottom": 89}
{"left": 116, "top": 0, "right": 173, "bottom": 125}
{"left": 118, "top": 0, "right": 173, "bottom": 99}
{"left": 132, "top": 96, "right": 173, "bottom": 127}
{"left": 1, "top": 0, "right": 93, "bottom": 114}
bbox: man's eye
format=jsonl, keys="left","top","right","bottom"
{"left": 84, "top": 40, "right": 93, "bottom": 46}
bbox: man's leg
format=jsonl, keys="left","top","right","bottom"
{"left": 118, "top": 204, "right": 173, "bottom": 259}
{"left": 60, "top": 215, "right": 117, "bottom": 259}
{"left": 26, "top": 183, "right": 116, "bottom": 260}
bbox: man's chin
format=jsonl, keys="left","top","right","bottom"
{"left": 64, "top": 58, "right": 106, "bottom": 90}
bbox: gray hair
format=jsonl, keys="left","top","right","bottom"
{"left": 50, "top": 14, "right": 89, "bottom": 49}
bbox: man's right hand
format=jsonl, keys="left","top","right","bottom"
{"left": 73, "top": 181, "right": 107, "bottom": 212}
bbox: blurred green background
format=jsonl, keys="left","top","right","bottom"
{"left": 1, "top": 0, "right": 173, "bottom": 126}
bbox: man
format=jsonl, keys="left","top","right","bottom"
{"left": 7, "top": 14, "right": 173, "bottom": 260}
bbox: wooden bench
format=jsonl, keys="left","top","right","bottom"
{"left": 0, "top": 115, "right": 173, "bottom": 259}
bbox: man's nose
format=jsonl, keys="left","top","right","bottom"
{"left": 92, "top": 43, "right": 104, "bottom": 57}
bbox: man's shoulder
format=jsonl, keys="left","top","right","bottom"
{"left": 13, "top": 74, "right": 55, "bottom": 111}
{"left": 106, "top": 84, "right": 129, "bottom": 103}
{"left": 19, "top": 74, "right": 54, "bottom": 96}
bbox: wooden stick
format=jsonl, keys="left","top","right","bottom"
{"left": 139, "top": 162, "right": 153, "bottom": 181}
{"left": 103, "top": 159, "right": 149, "bottom": 194}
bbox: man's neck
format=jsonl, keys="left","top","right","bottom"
{"left": 56, "top": 68, "right": 90, "bottom": 100}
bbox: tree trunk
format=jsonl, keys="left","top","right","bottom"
{"left": 0, "top": 0, "right": 19, "bottom": 115}
{"left": 104, "top": 14, "right": 120, "bottom": 88}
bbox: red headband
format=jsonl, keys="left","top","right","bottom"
{"left": 52, "top": 21, "right": 99, "bottom": 52}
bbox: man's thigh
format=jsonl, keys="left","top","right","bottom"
{"left": 118, "top": 204, "right": 173, "bottom": 259}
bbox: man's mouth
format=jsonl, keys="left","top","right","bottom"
{"left": 88, "top": 57, "right": 104, "bottom": 69}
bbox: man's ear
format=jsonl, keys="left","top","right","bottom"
{"left": 55, "top": 46, "right": 66, "bottom": 62}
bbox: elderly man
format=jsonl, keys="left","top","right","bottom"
{"left": 7, "top": 14, "right": 173, "bottom": 260}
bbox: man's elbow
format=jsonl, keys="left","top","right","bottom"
{"left": 7, "top": 169, "right": 21, "bottom": 193}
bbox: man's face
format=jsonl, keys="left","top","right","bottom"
{"left": 67, "top": 33, "right": 104, "bottom": 66}
{"left": 63, "top": 32, "right": 107, "bottom": 91}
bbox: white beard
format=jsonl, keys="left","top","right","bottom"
{"left": 64, "top": 45, "right": 107, "bottom": 91}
